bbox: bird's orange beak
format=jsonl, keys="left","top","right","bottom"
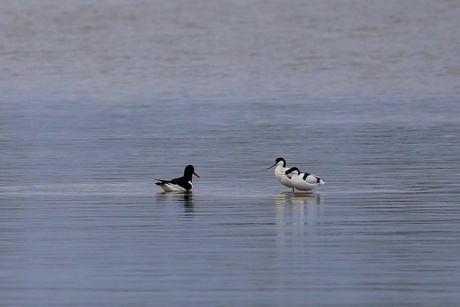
{"left": 193, "top": 171, "right": 201, "bottom": 178}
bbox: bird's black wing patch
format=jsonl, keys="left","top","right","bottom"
{"left": 169, "top": 177, "right": 184, "bottom": 185}
{"left": 155, "top": 178, "right": 171, "bottom": 185}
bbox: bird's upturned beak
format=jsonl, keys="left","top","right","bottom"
{"left": 265, "top": 163, "right": 276, "bottom": 170}
{"left": 193, "top": 171, "right": 201, "bottom": 178}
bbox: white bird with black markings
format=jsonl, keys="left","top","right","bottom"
{"left": 267, "top": 157, "right": 295, "bottom": 192}
{"left": 284, "top": 167, "right": 325, "bottom": 192}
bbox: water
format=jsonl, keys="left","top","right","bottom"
{"left": 1, "top": 0, "right": 460, "bottom": 305}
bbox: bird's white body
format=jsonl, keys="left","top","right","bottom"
{"left": 269, "top": 158, "right": 295, "bottom": 191}
{"left": 274, "top": 163, "right": 295, "bottom": 189}
{"left": 158, "top": 181, "right": 192, "bottom": 192}
{"left": 287, "top": 168, "right": 325, "bottom": 192}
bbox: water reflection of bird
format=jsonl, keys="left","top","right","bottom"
{"left": 284, "top": 167, "right": 325, "bottom": 192}
{"left": 275, "top": 192, "right": 322, "bottom": 206}
{"left": 155, "top": 165, "right": 200, "bottom": 192}
{"left": 182, "top": 192, "right": 194, "bottom": 213}
{"left": 156, "top": 191, "right": 194, "bottom": 213}
{"left": 267, "top": 157, "right": 295, "bottom": 192}
{"left": 275, "top": 193, "right": 323, "bottom": 236}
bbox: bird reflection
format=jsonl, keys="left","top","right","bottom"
{"left": 156, "top": 191, "right": 194, "bottom": 214}
{"left": 182, "top": 192, "right": 194, "bottom": 213}
{"left": 275, "top": 192, "right": 323, "bottom": 238}
{"left": 275, "top": 192, "right": 322, "bottom": 206}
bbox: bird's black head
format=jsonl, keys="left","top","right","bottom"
{"left": 267, "top": 157, "right": 287, "bottom": 170}
{"left": 275, "top": 157, "right": 286, "bottom": 167}
{"left": 184, "top": 165, "right": 200, "bottom": 179}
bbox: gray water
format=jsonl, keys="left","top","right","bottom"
{"left": 1, "top": 0, "right": 460, "bottom": 305}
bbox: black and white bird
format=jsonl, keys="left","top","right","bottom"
{"left": 267, "top": 157, "right": 295, "bottom": 192}
{"left": 155, "top": 165, "right": 200, "bottom": 192}
{"left": 284, "top": 167, "right": 325, "bottom": 191}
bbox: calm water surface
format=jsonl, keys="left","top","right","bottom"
{"left": 1, "top": 0, "right": 460, "bottom": 306}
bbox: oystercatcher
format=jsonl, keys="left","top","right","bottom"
{"left": 155, "top": 165, "right": 200, "bottom": 192}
